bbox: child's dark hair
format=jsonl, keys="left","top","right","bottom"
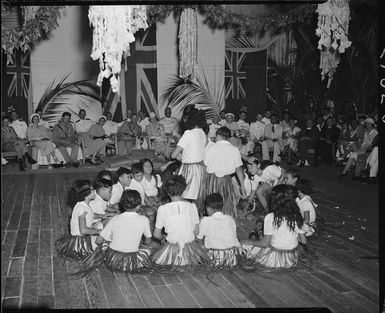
{"left": 244, "top": 157, "right": 260, "bottom": 180}
{"left": 116, "top": 167, "right": 132, "bottom": 178}
{"left": 205, "top": 193, "right": 223, "bottom": 212}
{"left": 269, "top": 184, "right": 303, "bottom": 232}
{"left": 94, "top": 178, "right": 113, "bottom": 192}
{"left": 296, "top": 178, "right": 313, "bottom": 195}
{"left": 131, "top": 162, "right": 144, "bottom": 175}
{"left": 68, "top": 180, "right": 93, "bottom": 208}
{"left": 164, "top": 175, "right": 186, "bottom": 196}
{"left": 216, "top": 126, "right": 231, "bottom": 139}
{"left": 182, "top": 106, "right": 208, "bottom": 134}
{"left": 286, "top": 168, "right": 301, "bottom": 181}
{"left": 120, "top": 190, "right": 142, "bottom": 211}
{"left": 96, "top": 170, "right": 113, "bottom": 181}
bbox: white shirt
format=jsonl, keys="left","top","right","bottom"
{"left": 249, "top": 121, "right": 266, "bottom": 141}
{"left": 177, "top": 128, "right": 207, "bottom": 163}
{"left": 128, "top": 179, "right": 146, "bottom": 204}
{"left": 259, "top": 165, "right": 283, "bottom": 185}
{"left": 155, "top": 201, "right": 199, "bottom": 246}
{"left": 100, "top": 212, "right": 152, "bottom": 253}
{"left": 219, "top": 119, "right": 226, "bottom": 126}
{"left": 75, "top": 119, "right": 93, "bottom": 133}
{"left": 159, "top": 117, "right": 178, "bottom": 135}
{"left": 89, "top": 193, "right": 108, "bottom": 215}
{"left": 138, "top": 117, "right": 151, "bottom": 132}
{"left": 39, "top": 120, "right": 50, "bottom": 129}
{"left": 10, "top": 120, "right": 28, "bottom": 139}
{"left": 103, "top": 120, "right": 118, "bottom": 136}
{"left": 237, "top": 120, "right": 249, "bottom": 131}
{"left": 141, "top": 174, "right": 162, "bottom": 197}
{"left": 263, "top": 212, "right": 305, "bottom": 250}
{"left": 70, "top": 201, "right": 96, "bottom": 236}
{"left": 223, "top": 121, "right": 239, "bottom": 132}
{"left": 204, "top": 140, "right": 243, "bottom": 177}
{"left": 263, "top": 123, "right": 283, "bottom": 141}
{"left": 296, "top": 195, "right": 316, "bottom": 224}
{"left": 244, "top": 174, "right": 262, "bottom": 196}
{"left": 262, "top": 117, "right": 271, "bottom": 125}
{"left": 109, "top": 182, "right": 126, "bottom": 205}
{"left": 208, "top": 123, "right": 221, "bottom": 139}
{"left": 197, "top": 212, "right": 240, "bottom": 249}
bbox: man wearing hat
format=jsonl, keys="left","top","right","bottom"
{"left": 223, "top": 113, "right": 239, "bottom": 134}
{"left": 340, "top": 117, "right": 378, "bottom": 178}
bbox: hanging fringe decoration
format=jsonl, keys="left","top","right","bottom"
{"left": 88, "top": 5, "right": 148, "bottom": 94}
{"left": 315, "top": 0, "right": 351, "bottom": 88}
{"left": 178, "top": 8, "right": 198, "bottom": 80}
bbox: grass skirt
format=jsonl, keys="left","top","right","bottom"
{"left": 197, "top": 173, "right": 241, "bottom": 217}
{"left": 245, "top": 244, "right": 314, "bottom": 269}
{"left": 55, "top": 235, "right": 93, "bottom": 261}
{"left": 144, "top": 195, "right": 162, "bottom": 211}
{"left": 151, "top": 241, "right": 209, "bottom": 266}
{"left": 207, "top": 246, "right": 243, "bottom": 268}
{"left": 179, "top": 162, "right": 205, "bottom": 200}
{"left": 71, "top": 245, "right": 153, "bottom": 278}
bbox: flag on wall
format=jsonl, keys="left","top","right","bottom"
{"left": 225, "top": 48, "right": 267, "bottom": 122}
{"left": 1, "top": 50, "right": 31, "bottom": 122}
{"left": 102, "top": 23, "right": 158, "bottom": 121}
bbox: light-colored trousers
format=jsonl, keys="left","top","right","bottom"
{"left": 262, "top": 140, "right": 282, "bottom": 163}
{"left": 366, "top": 147, "right": 378, "bottom": 177}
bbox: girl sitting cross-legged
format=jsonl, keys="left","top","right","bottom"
{"left": 242, "top": 184, "right": 312, "bottom": 269}
{"left": 56, "top": 180, "right": 103, "bottom": 261}
{"left": 151, "top": 175, "right": 208, "bottom": 266}
{"left": 71, "top": 190, "right": 153, "bottom": 277}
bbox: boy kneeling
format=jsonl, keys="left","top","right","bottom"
{"left": 197, "top": 193, "right": 242, "bottom": 267}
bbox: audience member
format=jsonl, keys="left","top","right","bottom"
{"left": 315, "top": 116, "right": 339, "bottom": 165}
{"left": 117, "top": 113, "right": 142, "bottom": 156}
{"left": 261, "top": 114, "right": 283, "bottom": 163}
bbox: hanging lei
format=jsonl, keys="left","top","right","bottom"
{"left": 315, "top": 0, "right": 352, "bottom": 88}
{"left": 88, "top": 5, "right": 148, "bottom": 94}
{"left": 178, "top": 8, "right": 198, "bottom": 80}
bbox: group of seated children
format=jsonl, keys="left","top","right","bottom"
{"left": 56, "top": 158, "right": 319, "bottom": 277}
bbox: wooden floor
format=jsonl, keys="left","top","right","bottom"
{"left": 1, "top": 162, "right": 380, "bottom": 311}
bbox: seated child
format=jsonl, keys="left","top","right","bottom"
{"left": 152, "top": 175, "right": 208, "bottom": 266}
{"left": 90, "top": 178, "right": 118, "bottom": 224}
{"left": 197, "top": 193, "right": 241, "bottom": 267}
{"left": 295, "top": 178, "right": 320, "bottom": 236}
{"left": 285, "top": 168, "right": 301, "bottom": 186}
{"left": 242, "top": 158, "right": 264, "bottom": 214}
{"left": 56, "top": 180, "right": 102, "bottom": 261}
{"left": 128, "top": 163, "right": 146, "bottom": 204}
{"left": 108, "top": 167, "right": 132, "bottom": 211}
{"left": 140, "top": 158, "right": 162, "bottom": 209}
{"left": 158, "top": 160, "right": 181, "bottom": 204}
{"left": 243, "top": 185, "right": 309, "bottom": 269}
{"left": 72, "top": 190, "right": 153, "bottom": 276}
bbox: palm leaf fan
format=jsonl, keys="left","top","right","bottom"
{"left": 36, "top": 75, "right": 103, "bottom": 124}
{"left": 160, "top": 65, "right": 225, "bottom": 119}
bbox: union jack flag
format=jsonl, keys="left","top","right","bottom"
{"left": 4, "top": 50, "right": 30, "bottom": 98}
{"left": 102, "top": 23, "right": 158, "bottom": 121}
{"left": 225, "top": 50, "right": 247, "bottom": 100}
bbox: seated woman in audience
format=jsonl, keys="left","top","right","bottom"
{"left": 297, "top": 119, "right": 319, "bottom": 167}
{"left": 282, "top": 118, "right": 301, "bottom": 165}
{"left": 2, "top": 115, "right": 36, "bottom": 171}
{"left": 55, "top": 180, "right": 103, "bottom": 261}
{"left": 315, "top": 116, "right": 339, "bottom": 165}
{"left": 362, "top": 134, "right": 378, "bottom": 184}
{"left": 145, "top": 112, "right": 168, "bottom": 159}
{"left": 152, "top": 175, "right": 207, "bottom": 266}
{"left": 27, "top": 113, "right": 59, "bottom": 169}
{"left": 340, "top": 118, "right": 378, "bottom": 179}
{"left": 85, "top": 116, "right": 108, "bottom": 165}
{"left": 72, "top": 190, "right": 153, "bottom": 277}
{"left": 242, "top": 185, "right": 309, "bottom": 269}
{"left": 336, "top": 121, "right": 354, "bottom": 164}
{"left": 197, "top": 193, "right": 241, "bottom": 267}
{"left": 117, "top": 113, "right": 142, "bottom": 156}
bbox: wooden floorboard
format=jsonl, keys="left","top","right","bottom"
{"left": 1, "top": 162, "right": 379, "bottom": 309}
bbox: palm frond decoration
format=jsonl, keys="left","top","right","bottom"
{"left": 36, "top": 75, "right": 103, "bottom": 124}
{"left": 159, "top": 65, "right": 225, "bottom": 119}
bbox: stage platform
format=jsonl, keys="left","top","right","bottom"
{"left": 1, "top": 160, "right": 379, "bottom": 311}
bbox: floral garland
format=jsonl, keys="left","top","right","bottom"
{"left": 147, "top": 4, "right": 317, "bottom": 36}
{"left": 178, "top": 8, "right": 198, "bottom": 80}
{"left": 88, "top": 5, "right": 148, "bottom": 94}
{"left": 1, "top": 5, "right": 63, "bottom": 61}
{"left": 315, "top": 0, "right": 352, "bottom": 88}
